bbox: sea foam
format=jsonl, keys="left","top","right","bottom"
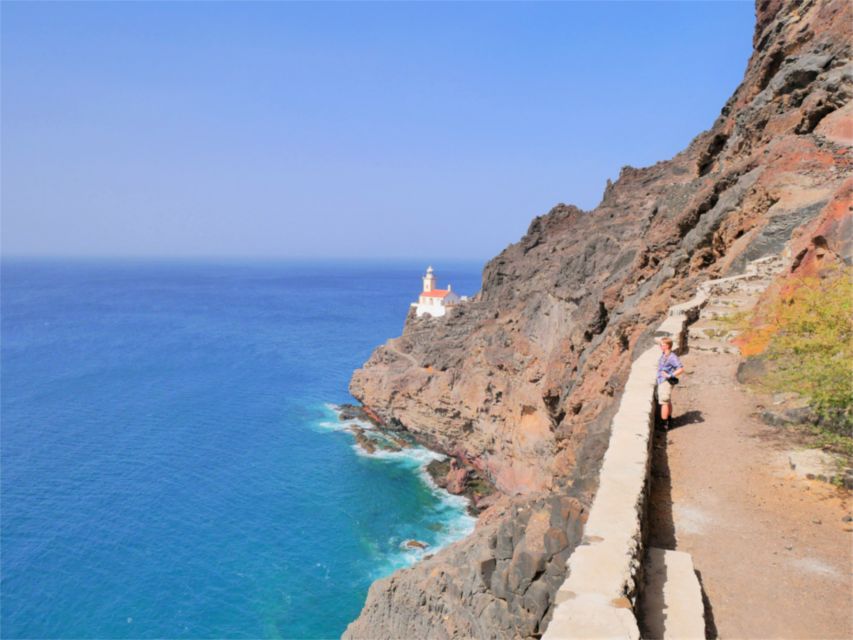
{"left": 322, "top": 403, "right": 476, "bottom": 578}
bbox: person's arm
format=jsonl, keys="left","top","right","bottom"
{"left": 669, "top": 354, "right": 684, "bottom": 378}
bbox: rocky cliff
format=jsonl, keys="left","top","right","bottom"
{"left": 344, "top": 1, "right": 851, "bottom": 637}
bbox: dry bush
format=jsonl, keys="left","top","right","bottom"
{"left": 761, "top": 267, "right": 852, "bottom": 435}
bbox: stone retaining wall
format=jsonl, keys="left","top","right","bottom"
{"left": 543, "top": 257, "right": 785, "bottom": 638}
{"left": 542, "top": 292, "right": 706, "bottom": 639}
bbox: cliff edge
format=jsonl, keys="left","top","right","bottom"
{"left": 345, "top": 0, "right": 851, "bottom": 637}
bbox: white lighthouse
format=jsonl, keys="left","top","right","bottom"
{"left": 413, "top": 266, "right": 461, "bottom": 318}
{"left": 423, "top": 266, "right": 437, "bottom": 293}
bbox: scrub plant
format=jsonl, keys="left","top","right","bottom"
{"left": 762, "top": 266, "right": 852, "bottom": 436}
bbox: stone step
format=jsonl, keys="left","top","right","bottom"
{"left": 640, "top": 548, "right": 706, "bottom": 640}
{"left": 703, "top": 284, "right": 769, "bottom": 299}
{"left": 704, "top": 293, "right": 760, "bottom": 307}
{"left": 699, "top": 308, "right": 743, "bottom": 322}
{"left": 686, "top": 337, "right": 740, "bottom": 354}
{"left": 703, "top": 277, "right": 773, "bottom": 296}
{"left": 688, "top": 327, "right": 740, "bottom": 344}
{"left": 688, "top": 330, "right": 740, "bottom": 345}
{"left": 699, "top": 296, "right": 762, "bottom": 319}
{"left": 745, "top": 254, "right": 788, "bottom": 278}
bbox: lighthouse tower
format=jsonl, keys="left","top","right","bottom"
{"left": 423, "top": 266, "right": 437, "bottom": 293}
{"left": 412, "top": 266, "right": 462, "bottom": 318}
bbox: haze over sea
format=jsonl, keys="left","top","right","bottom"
{"left": 1, "top": 259, "right": 481, "bottom": 639}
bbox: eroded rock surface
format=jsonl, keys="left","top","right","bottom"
{"left": 348, "top": 494, "right": 586, "bottom": 640}
{"left": 344, "top": 0, "right": 851, "bottom": 637}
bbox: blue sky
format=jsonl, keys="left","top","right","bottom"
{"left": 2, "top": 1, "right": 754, "bottom": 261}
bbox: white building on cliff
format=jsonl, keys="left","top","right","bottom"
{"left": 412, "top": 266, "right": 462, "bottom": 318}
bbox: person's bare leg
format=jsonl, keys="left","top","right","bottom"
{"left": 661, "top": 402, "right": 673, "bottom": 430}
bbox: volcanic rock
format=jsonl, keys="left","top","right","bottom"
{"left": 344, "top": 1, "right": 852, "bottom": 637}
{"left": 403, "top": 539, "right": 429, "bottom": 550}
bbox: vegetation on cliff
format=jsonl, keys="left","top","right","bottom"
{"left": 739, "top": 266, "right": 852, "bottom": 437}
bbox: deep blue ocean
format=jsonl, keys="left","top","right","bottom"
{"left": 1, "top": 259, "right": 483, "bottom": 639}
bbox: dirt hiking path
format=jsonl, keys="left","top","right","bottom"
{"left": 647, "top": 346, "right": 853, "bottom": 639}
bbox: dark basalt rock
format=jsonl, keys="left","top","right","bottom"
{"left": 336, "top": 403, "right": 379, "bottom": 425}
{"left": 345, "top": 494, "right": 586, "bottom": 640}
{"left": 348, "top": 426, "right": 377, "bottom": 454}
{"left": 403, "top": 539, "right": 429, "bottom": 550}
{"left": 345, "top": 1, "right": 852, "bottom": 637}
{"left": 737, "top": 356, "right": 768, "bottom": 384}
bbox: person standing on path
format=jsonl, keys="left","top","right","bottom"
{"left": 657, "top": 337, "right": 684, "bottom": 431}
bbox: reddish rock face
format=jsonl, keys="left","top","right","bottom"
{"left": 345, "top": 1, "right": 851, "bottom": 637}
{"left": 444, "top": 463, "right": 470, "bottom": 495}
{"left": 351, "top": 0, "right": 851, "bottom": 500}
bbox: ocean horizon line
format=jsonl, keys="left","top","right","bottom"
{"left": 0, "top": 254, "right": 491, "bottom": 267}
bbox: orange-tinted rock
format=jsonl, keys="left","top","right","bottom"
{"left": 351, "top": 0, "right": 851, "bottom": 502}
{"left": 345, "top": 1, "right": 852, "bottom": 637}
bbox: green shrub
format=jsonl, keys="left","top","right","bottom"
{"left": 764, "top": 267, "right": 852, "bottom": 435}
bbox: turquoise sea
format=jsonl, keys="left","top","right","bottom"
{"left": 0, "top": 259, "right": 482, "bottom": 639}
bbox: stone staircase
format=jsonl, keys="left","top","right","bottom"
{"left": 686, "top": 256, "right": 787, "bottom": 355}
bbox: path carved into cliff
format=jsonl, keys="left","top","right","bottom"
{"left": 383, "top": 341, "right": 419, "bottom": 367}
{"left": 345, "top": 0, "right": 853, "bottom": 634}
{"left": 646, "top": 283, "right": 853, "bottom": 639}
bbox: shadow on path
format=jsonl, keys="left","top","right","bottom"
{"left": 696, "top": 569, "right": 719, "bottom": 640}
{"left": 647, "top": 429, "right": 676, "bottom": 549}
{"left": 670, "top": 410, "right": 705, "bottom": 430}
{"left": 645, "top": 418, "right": 719, "bottom": 638}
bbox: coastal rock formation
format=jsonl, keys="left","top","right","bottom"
{"left": 351, "top": 493, "right": 586, "bottom": 640}
{"left": 345, "top": 0, "right": 851, "bottom": 637}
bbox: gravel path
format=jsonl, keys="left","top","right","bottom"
{"left": 647, "top": 348, "right": 853, "bottom": 639}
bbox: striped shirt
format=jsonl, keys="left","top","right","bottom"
{"left": 657, "top": 352, "right": 683, "bottom": 384}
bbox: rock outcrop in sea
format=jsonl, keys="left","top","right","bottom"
{"left": 344, "top": 0, "right": 851, "bottom": 637}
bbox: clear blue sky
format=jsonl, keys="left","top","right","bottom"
{"left": 2, "top": 1, "right": 754, "bottom": 261}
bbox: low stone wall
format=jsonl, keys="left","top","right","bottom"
{"left": 543, "top": 256, "right": 787, "bottom": 638}
{"left": 542, "top": 293, "right": 705, "bottom": 639}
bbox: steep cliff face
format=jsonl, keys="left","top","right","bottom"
{"left": 345, "top": 0, "right": 851, "bottom": 637}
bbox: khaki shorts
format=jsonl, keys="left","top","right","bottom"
{"left": 657, "top": 381, "right": 673, "bottom": 404}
